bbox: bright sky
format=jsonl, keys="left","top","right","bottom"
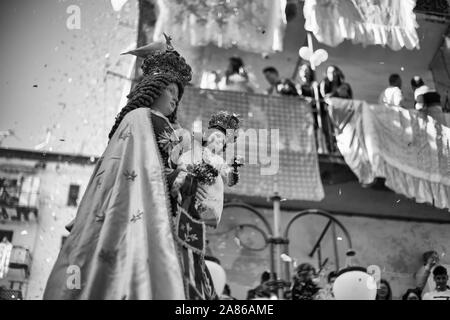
{"left": 0, "top": 0, "right": 138, "bottom": 156}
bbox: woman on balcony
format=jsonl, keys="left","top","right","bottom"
{"left": 320, "top": 65, "right": 353, "bottom": 100}
{"left": 44, "top": 39, "right": 218, "bottom": 300}
{"left": 218, "top": 56, "right": 256, "bottom": 93}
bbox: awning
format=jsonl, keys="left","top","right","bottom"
{"left": 304, "top": 0, "right": 420, "bottom": 51}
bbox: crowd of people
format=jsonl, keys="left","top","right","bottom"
{"left": 207, "top": 56, "right": 448, "bottom": 121}
{"left": 200, "top": 56, "right": 449, "bottom": 155}
{"left": 378, "top": 74, "right": 449, "bottom": 125}
{"left": 240, "top": 250, "right": 450, "bottom": 300}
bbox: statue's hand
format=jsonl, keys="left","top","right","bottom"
{"left": 196, "top": 185, "right": 207, "bottom": 203}
{"left": 227, "top": 171, "right": 239, "bottom": 187}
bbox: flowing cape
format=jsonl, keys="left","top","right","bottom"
{"left": 43, "top": 108, "right": 185, "bottom": 299}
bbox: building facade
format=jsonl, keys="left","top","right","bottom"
{"left": 0, "top": 149, "right": 95, "bottom": 300}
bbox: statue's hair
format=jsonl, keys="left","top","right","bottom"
{"left": 108, "top": 74, "right": 174, "bottom": 140}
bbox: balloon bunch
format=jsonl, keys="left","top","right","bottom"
{"left": 298, "top": 47, "right": 329, "bottom": 69}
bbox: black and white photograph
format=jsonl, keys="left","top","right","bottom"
{"left": 0, "top": 0, "right": 449, "bottom": 308}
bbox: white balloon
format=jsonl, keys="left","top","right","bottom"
{"left": 333, "top": 271, "right": 377, "bottom": 300}
{"left": 205, "top": 260, "right": 226, "bottom": 296}
{"left": 315, "top": 49, "right": 329, "bottom": 63}
{"left": 111, "top": 0, "right": 128, "bottom": 12}
{"left": 310, "top": 54, "right": 322, "bottom": 68}
{"left": 299, "top": 47, "right": 313, "bottom": 61}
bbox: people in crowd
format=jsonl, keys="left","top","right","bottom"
{"left": 221, "top": 284, "right": 237, "bottom": 300}
{"left": 422, "top": 265, "right": 450, "bottom": 300}
{"left": 411, "top": 75, "right": 428, "bottom": 108}
{"left": 413, "top": 83, "right": 431, "bottom": 111}
{"left": 379, "top": 74, "right": 403, "bottom": 107}
{"left": 415, "top": 250, "right": 441, "bottom": 295}
{"left": 375, "top": 279, "right": 392, "bottom": 300}
{"left": 291, "top": 263, "right": 321, "bottom": 300}
{"left": 315, "top": 270, "right": 338, "bottom": 300}
{"left": 262, "top": 66, "right": 298, "bottom": 96}
{"left": 218, "top": 56, "right": 255, "bottom": 93}
{"left": 246, "top": 271, "right": 274, "bottom": 299}
{"left": 402, "top": 288, "right": 422, "bottom": 300}
{"left": 411, "top": 76, "right": 425, "bottom": 94}
{"left": 297, "top": 63, "right": 316, "bottom": 99}
{"left": 320, "top": 65, "right": 353, "bottom": 99}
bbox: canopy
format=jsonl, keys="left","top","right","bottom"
{"left": 304, "top": 0, "right": 420, "bottom": 51}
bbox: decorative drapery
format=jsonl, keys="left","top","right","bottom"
{"left": 153, "top": 0, "right": 287, "bottom": 53}
{"left": 328, "top": 98, "right": 450, "bottom": 211}
{"left": 304, "top": 0, "right": 420, "bottom": 51}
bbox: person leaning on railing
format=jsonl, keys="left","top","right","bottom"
{"left": 319, "top": 65, "right": 353, "bottom": 100}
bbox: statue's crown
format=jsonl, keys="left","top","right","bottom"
{"left": 140, "top": 34, "right": 192, "bottom": 86}
{"left": 208, "top": 111, "right": 241, "bottom": 137}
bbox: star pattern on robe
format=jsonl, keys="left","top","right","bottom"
{"left": 119, "top": 130, "right": 132, "bottom": 141}
{"left": 99, "top": 249, "right": 118, "bottom": 265}
{"left": 130, "top": 210, "right": 143, "bottom": 223}
{"left": 123, "top": 170, "right": 137, "bottom": 181}
{"left": 95, "top": 212, "right": 105, "bottom": 222}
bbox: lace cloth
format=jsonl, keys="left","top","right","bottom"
{"left": 328, "top": 98, "right": 450, "bottom": 211}
{"left": 153, "top": 0, "right": 287, "bottom": 53}
{"left": 304, "top": 0, "right": 420, "bottom": 51}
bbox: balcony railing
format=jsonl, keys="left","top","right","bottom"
{"left": 9, "top": 246, "right": 32, "bottom": 278}
{"left": 4, "top": 246, "right": 33, "bottom": 280}
{"left": 0, "top": 174, "right": 40, "bottom": 222}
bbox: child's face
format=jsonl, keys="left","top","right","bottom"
{"left": 434, "top": 274, "right": 448, "bottom": 291}
{"left": 206, "top": 129, "right": 226, "bottom": 153}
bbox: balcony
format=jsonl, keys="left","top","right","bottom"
{"left": 8, "top": 246, "right": 32, "bottom": 279}
{"left": 0, "top": 246, "right": 32, "bottom": 282}
{"left": 0, "top": 168, "right": 40, "bottom": 222}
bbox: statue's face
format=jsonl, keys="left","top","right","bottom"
{"left": 153, "top": 83, "right": 179, "bottom": 117}
{"left": 206, "top": 129, "right": 226, "bottom": 153}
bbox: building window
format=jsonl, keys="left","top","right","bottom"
{"left": 0, "top": 230, "right": 13, "bottom": 242}
{"left": 67, "top": 184, "right": 80, "bottom": 207}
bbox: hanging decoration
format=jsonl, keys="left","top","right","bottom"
{"left": 304, "top": 0, "right": 420, "bottom": 51}
{"left": 153, "top": 0, "right": 287, "bottom": 53}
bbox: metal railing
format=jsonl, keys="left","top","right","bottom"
{"left": 8, "top": 246, "right": 32, "bottom": 279}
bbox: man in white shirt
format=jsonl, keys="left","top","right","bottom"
{"left": 423, "top": 266, "right": 450, "bottom": 300}
{"left": 379, "top": 74, "right": 403, "bottom": 107}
